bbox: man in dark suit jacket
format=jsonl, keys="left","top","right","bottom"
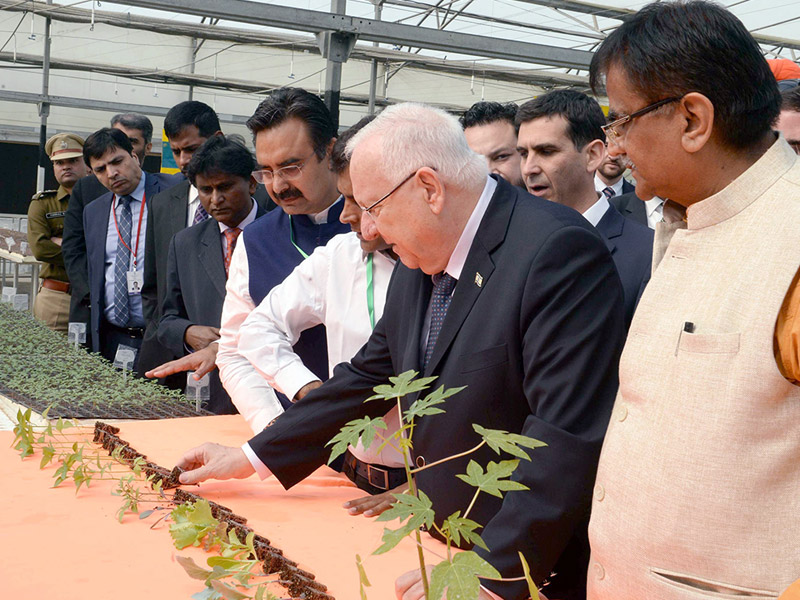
{"left": 174, "top": 104, "right": 626, "bottom": 600}
{"left": 516, "top": 89, "right": 653, "bottom": 327}
{"left": 158, "top": 136, "right": 266, "bottom": 414}
{"left": 81, "top": 128, "right": 176, "bottom": 370}
{"left": 610, "top": 190, "right": 646, "bottom": 225}
{"left": 139, "top": 101, "right": 274, "bottom": 378}
{"left": 63, "top": 113, "right": 174, "bottom": 331}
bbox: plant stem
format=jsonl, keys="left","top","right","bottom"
{"left": 409, "top": 440, "right": 486, "bottom": 475}
{"left": 398, "top": 397, "right": 429, "bottom": 600}
{"left": 462, "top": 488, "right": 481, "bottom": 521}
{"left": 373, "top": 430, "right": 403, "bottom": 455}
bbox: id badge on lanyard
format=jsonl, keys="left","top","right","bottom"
{"left": 112, "top": 192, "right": 146, "bottom": 296}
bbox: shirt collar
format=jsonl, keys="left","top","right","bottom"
{"left": 189, "top": 184, "right": 199, "bottom": 203}
{"left": 582, "top": 194, "right": 610, "bottom": 228}
{"left": 594, "top": 173, "right": 624, "bottom": 197}
{"left": 219, "top": 199, "right": 258, "bottom": 234}
{"left": 444, "top": 176, "right": 497, "bottom": 281}
{"left": 644, "top": 196, "right": 664, "bottom": 217}
{"left": 309, "top": 196, "right": 342, "bottom": 224}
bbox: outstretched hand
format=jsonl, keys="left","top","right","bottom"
{"left": 343, "top": 482, "right": 408, "bottom": 517}
{"left": 176, "top": 442, "right": 255, "bottom": 485}
{"left": 145, "top": 343, "right": 218, "bottom": 379}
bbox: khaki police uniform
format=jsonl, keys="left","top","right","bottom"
{"left": 27, "top": 133, "right": 84, "bottom": 333}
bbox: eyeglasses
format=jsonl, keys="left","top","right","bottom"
{"left": 252, "top": 162, "right": 306, "bottom": 184}
{"left": 602, "top": 96, "right": 683, "bottom": 144}
{"left": 360, "top": 169, "right": 418, "bottom": 216}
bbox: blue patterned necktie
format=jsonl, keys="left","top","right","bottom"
{"left": 193, "top": 202, "right": 210, "bottom": 225}
{"left": 113, "top": 195, "right": 132, "bottom": 325}
{"left": 423, "top": 272, "right": 457, "bottom": 370}
{"left": 602, "top": 186, "right": 615, "bottom": 200}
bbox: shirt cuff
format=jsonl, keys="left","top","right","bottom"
{"left": 241, "top": 442, "right": 272, "bottom": 480}
{"left": 273, "top": 362, "right": 321, "bottom": 402}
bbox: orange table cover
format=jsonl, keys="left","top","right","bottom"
{"left": 1, "top": 414, "right": 446, "bottom": 599}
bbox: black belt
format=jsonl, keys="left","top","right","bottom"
{"left": 342, "top": 449, "right": 407, "bottom": 495}
{"left": 107, "top": 323, "right": 144, "bottom": 338}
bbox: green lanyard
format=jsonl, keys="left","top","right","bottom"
{"left": 366, "top": 253, "right": 375, "bottom": 329}
{"left": 288, "top": 215, "right": 310, "bottom": 260}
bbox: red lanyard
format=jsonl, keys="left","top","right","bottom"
{"left": 112, "top": 191, "right": 146, "bottom": 269}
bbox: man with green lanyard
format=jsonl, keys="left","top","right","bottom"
{"left": 236, "top": 116, "right": 403, "bottom": 515}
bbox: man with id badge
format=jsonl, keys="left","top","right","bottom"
{"left": 81, "top": 127, "right": 176, "bottom": 372}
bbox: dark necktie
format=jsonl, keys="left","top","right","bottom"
{"left": 113, "top": 195, "right": 132, "bottom": 325}
{"left": 423, "top": 272, "right": 457, "bottom": 370}
{"left": 193, "top": 202, "right": 210, "bottom": 225}
{"left": 223, "top": 227, "right": 242, "bottom": 277}
{"left": 602, "top": 186, "right": 616, "bottom": 200}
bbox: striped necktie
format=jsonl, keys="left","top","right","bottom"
{"left": 193, "top": 202, "right": 210, "bottom": 225}
{"left": 423, "top": 272, "right": 457, "bottom": 370}
{"left": 602, "top": 186, "right": 616, "bottom": 200}
{"left": 112, "top": 195, "right": 132, "bottom": 325}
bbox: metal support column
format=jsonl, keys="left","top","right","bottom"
{"left": 36, "top": 2, "right": 53, "bottom": 191}
{"left": 317, "top": 0, "right": 357, "bottom": 129}
{"left": 368, "top": 1, "right": 382, "bottom": 115}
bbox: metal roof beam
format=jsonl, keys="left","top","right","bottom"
{"left": 99, "top": 0, "right": 593, "bottom": 69}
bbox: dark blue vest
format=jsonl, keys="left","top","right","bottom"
{"left": 242, "top": 201, "right": 349, "bottom": 405}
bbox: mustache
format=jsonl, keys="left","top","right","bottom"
{"left": 273, "top": 187, "right": 301, "bottom": 201}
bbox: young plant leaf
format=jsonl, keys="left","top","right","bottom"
{"left": 472, "top": 424, "right": 547, "bottom": 460}
{"left": 176, "top": 555, "right": 215, "bottom": 580}
{"left": 39, "top": 443, "right": 56, "bottom": 469}
{"left": 518, "top": 551, "right": 539, "bottom": 600}
{"left": 366, "top": 370, "right": 438, "bottom": 402}
{"left": 209, "top": 580, "right": 250, "bottom": 600}
{"left": 375, "top": 489, "right": 435, "bottom": 530}
{"left": 326, "top": 416, "right": 387, "bottom": 464}
{"left": 356, "top": 554, "right": 371, "bottom": 600}
{"left": 373, "top": 522, "right": 417, "bottom": 555}
{"left": 403, "top": 384, "right": 465, "bottom": 423}
{"left": 455, "top": 460, "right": 529, "bottom": 498}
{"left": 428, "top": 552, "right": 501, "bottom": 600}
{"left": 440, "top": 511, "right": 488, "bottom": 551}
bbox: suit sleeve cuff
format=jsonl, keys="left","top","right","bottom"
{"left": 241, "top": 442, "right": 272, "bottom": 480}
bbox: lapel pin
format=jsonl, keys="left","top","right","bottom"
{"left": 474, "top": 272, "right": 483, "bottom": 287}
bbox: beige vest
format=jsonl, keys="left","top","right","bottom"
{"left": 588, "top": 139, "right": 800, "bottom": 599}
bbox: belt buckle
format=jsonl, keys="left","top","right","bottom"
{"left": 366, "top": 464, "right": 389, "bottom": 491}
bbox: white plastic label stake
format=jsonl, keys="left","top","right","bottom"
{"left": 113, "top": 344, "right": 138, "bottom": 374}
{"left": 186, "top": 371, "right": 211, "bottom": 411}
{"left": 5, "top": 236, "right": 14, "bottom": 248}
{"left": 19, "top": 241, "right": 27, "bottom": 254}
{"left": 12, "top": 294, "right": 28, "bottom": 311}
{"left": 67, "top": 322, "right": 87, "bottom": 346}
{"left": 1, "top": 286, "right": 16, "bottom": 303}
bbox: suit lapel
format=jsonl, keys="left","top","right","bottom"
{"left": 168, "top": 180, "right": 190, "bottom": 234}
{"left": 423, "top": 180, "right": 512, "bottom": 375}
{"left": 198, "top": 220, "right": 227, "bottom": 299}
{"left": 595, "top": 205, "right": 622, "bottom": 255}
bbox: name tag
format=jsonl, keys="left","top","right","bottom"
{"left": 45, "top": 211, "right": 66, "bottom": 219}
{"left": 126, "top": 270, "right": 144, "bottom": 295}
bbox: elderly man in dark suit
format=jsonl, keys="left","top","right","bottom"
{"left": 173, "top": 103, "right": 626, "bottom": 600}
{"left": 81, "top": 128, "right": 177, "bottom": 370}
{"left": 158, "top": 135, "right": 266, "bottom": 414}
{"left": 517, "top": 89, "right": 654, "bottom": 327}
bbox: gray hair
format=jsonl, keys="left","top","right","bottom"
{"left": 110, "top": 112, "right": 153, "bottom": 143}
{"left": 346, "top": 103, "right": 488, "bottom": 188}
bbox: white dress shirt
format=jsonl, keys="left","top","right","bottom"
{"left": 218, "top": 199, "right": 258, "bottom": 259}
{"left": 239, "top": 232, "right": 399, "bottom": 468}
{"left": 594, "top": 173, "right": 625, "bottom": 197}
{"left": 582, "top": 194, "right": 610, "bottom": 228}
{"left": 186, "top": 184, "right": 201, "bottom": 227}
{"left": 644, "top": 196, "right": 665, "bottom": 229}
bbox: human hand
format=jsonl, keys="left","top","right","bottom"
{"left": 184, "top": 325, "right": 221, "bottom": 351}
{"left": 343, "top": 482, "right": 408, "bottom": 517}
{"left": 396, "top": 566, "right": 498, "bottom": 600}
{"left": 293, "top": 380, "right": 323, "bottom": 402}
{"left": 176, "top": 442, "right": 255, "bottom": 485}
{"left": 145, "top": 343, "right": 218, "bottom": 379}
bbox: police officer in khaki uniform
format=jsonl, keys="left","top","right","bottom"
{"left": 27, "top": 133, "right": 89, "bottom": 332}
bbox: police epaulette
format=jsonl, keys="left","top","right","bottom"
{"left": 31, "top": 190, "right": 57, "bottom": 200}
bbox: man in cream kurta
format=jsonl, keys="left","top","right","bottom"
{"left": 587, "top": 2, "right": 800, "bottom": 598}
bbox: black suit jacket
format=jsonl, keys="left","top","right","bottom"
{"left": 621, "top": 177, "right": 635, "bottom": 195}
{"left": 610, "top": 191, "right": 648, "bottom": 227}
{"left": 62, "top": 174, "right": 117, "bottom": 325}
{"left": 140, "top": 180, "right": 274, "bottom": 374}
{"left": 594, "top": 204, "right": 653, "bottom": 327}
{"left": 248, "top": 177, "right": 626, "bottom": 599}
{"left": 157, "top": 204, "right": 266, "bottom": 414}
{"left": 83, "top": 172, "right": 178, "bottom": 354}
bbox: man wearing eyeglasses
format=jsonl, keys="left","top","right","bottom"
{"left": 776, "top": 86, "right": 800, "bottom": 155}
{"left": 174, "top": 103, "right": 626, "bottom": 600}
{"left": 214, "top": 87, "right": 350, "bottom": 427}
{"left": 586, "top": 2, "right": 800, "bottom": 598}
{"left": 516, "top": 89, "right": 653, "bottom": 328}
